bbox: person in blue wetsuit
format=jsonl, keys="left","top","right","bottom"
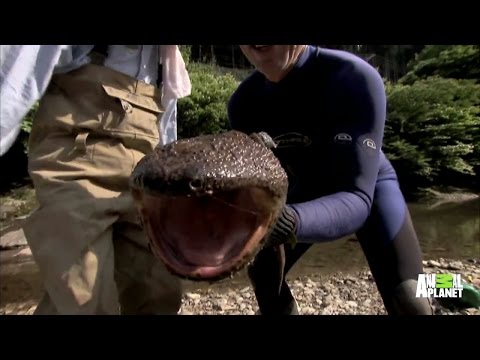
{"left": 227, "top": 45, "right": 434, "bottom": 315}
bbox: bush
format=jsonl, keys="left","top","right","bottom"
{"left": 177, "top": 63, "right": 239, "bottom": 138}
{"left": 384, "top": 77, "right": 480, "bottom": 193}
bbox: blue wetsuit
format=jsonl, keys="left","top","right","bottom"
{"left": 228, "top": 46, "right": 429, "bottom": 314}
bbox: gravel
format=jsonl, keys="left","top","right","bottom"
{"left": 1, "top": 257, "right": 479, "bottom": 315}
{"left": 179, "top": 258, "right": 480, "bottom": 315}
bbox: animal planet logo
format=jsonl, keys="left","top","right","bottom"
{"left": 416, "top": 273, "right": 464, "bottom": 298}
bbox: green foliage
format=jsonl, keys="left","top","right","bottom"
{"left": 178, "top": 45, "right": 192, "bottom": 67}
{"left": 401, "top": 45, "right": 480, "bottom": 84}
{"left": 19, "top": 102, "right": 38, "bottom": 154}
{"left": 177, "top": 63, "right": 239, "bottom": 138}
{"left": 384, "top": 77, "right": 480, "bottom": 192}
{"left": 13, "top": 45, "right": 480, "bottom": 197}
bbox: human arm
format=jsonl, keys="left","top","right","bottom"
{"left": 228, "top": 62, "right": 387, "bottom": 245}
{"left": 0, "top": 45, "right": 69, "bottom": 155}
{"left": 290, "top": 63, "right": 387, "bottom": 242}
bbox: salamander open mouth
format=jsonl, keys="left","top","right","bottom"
{"left": 131, "top": 187, "right": 276, "bottom": 281}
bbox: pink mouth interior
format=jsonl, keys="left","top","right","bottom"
{"left": 132, "top": 188, "right": 274, "bottom": 280}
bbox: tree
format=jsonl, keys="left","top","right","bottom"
{"left": 400, "top": 45, "right": 480, "bottom": 84}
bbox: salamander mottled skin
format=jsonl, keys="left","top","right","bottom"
{"left": 131, "top": 130, "right": 287, "bottom": 198}
{"left": 129, "top": 130, "right": 289, "bottom": 282}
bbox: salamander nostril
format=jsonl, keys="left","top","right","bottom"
{"left": 189, "top": 179, "right": 202, "bottom": 191}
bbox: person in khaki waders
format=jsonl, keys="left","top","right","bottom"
{"left": 0, "top": 45, "right": 192, "bottom": 315}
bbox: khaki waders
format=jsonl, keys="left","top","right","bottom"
{"left": 24, "top": 63, "right": 183, "bottom": 315}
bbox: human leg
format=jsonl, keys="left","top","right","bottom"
{"left": 247, "top": 243, "right": 312, "bottom": 314}
{"left": 112, "top": 221, "right": 183, "bottom": 315}
{"left": 24, "top": 178, "right": 124, "bottom": 315}
{"left": 356, "top": 179, "right": 434, "bottom": 315}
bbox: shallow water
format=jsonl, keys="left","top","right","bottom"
{"left": 292, "top": 198, "right": 480, "bottom": 276}
{"left": 185, "top": 197, "right": 480, "bottom": 292}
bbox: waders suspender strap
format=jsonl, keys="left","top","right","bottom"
{"left": 90, "top": 45, "right": 108, "bottom": 65}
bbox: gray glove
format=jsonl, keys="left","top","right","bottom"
{"left": 266, "top": 205, "right": 298, "bottom": 248}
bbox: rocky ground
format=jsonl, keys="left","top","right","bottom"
{"left": 1, "top": 186, "right": 479, "bottom": 315}
{"left": 2, "top": 248, "right": 478, "bottom": 315}
{"left": 178, "top": 258, "right": 480, "bottom": 315}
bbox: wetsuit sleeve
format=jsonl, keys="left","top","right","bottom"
{"left": 0, "top": 45, "right": 68, "bottom": 156}
{"left": 290, "top": 63, "right": 387, "bottom": 242}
